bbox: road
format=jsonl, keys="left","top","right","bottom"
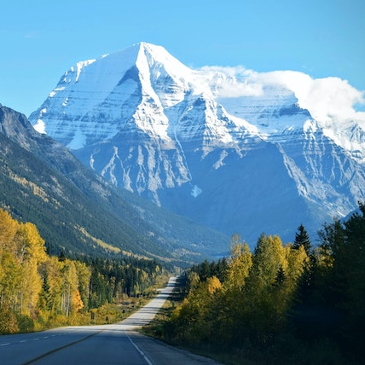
{"left": 0, "top": 277, "right": 221, "bottom": 365}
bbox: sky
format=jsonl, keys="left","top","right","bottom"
{"left": 1, "top": 0, "right": 364, "bottom": 117}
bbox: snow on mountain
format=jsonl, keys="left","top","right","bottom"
{"left": 204, "top": 66, "right": 365, "bottom": 161}
{"left": 29, "top": 42, "right": 365, "bottom": 245}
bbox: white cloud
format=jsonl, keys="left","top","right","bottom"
{"left": 199, "top": 66, "right": 264, "bottom": 98}
{"left": 257, "top": 71, "right": 365, "bottom": 123}
{"left": 199, "top": 66, "right": 365, "bottom": 124}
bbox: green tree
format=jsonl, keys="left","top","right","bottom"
{"left": 293, "top": 224, "right": 311, "bottom": 255}
{"left": 243, "top": 234, "right": 289, "bottom": 336}
{"left": 170, "top": 276, "right": 222, "bottom": 344}
{"left": 39, "top": 256, "right": 63, "bottom": 316}
{"left": 318, "top": 202, "right": 365, "bottom": 357}
{"left": 249, "top": 234, "right": 287, "bottom": 290}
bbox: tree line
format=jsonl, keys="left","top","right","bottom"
{"left": 160, "top": 203, "right": 365, "bottom": 364}
{"left": 0, "top": 208, "right": 165, "bottom": 334}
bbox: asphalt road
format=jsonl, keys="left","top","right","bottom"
{"left": 0, "top": 277, "right": 221, "bottom": 365}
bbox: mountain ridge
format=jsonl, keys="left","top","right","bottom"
{"left": 0, "top": 103, "right": 228, "bottom": 262}
{"left": 28, "top": 42, "right": 365, "bottom": 245}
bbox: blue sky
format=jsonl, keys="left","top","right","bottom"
{"left": 1, "top": 0, "right": 364, "bottom": 116}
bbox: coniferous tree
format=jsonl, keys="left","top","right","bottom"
{"left": 199, "top": 260, "right": 211, "bottom": 282}
{"left": 273, "top": 265, "right": 286, "bottom": 287}
{"left": 58, "top": 249, "right": 66, "bottom": 262}
{"left": 293, "top": 224, "right": 311, "bottom": 255}
{"left": 324, "top": 202, "right": 365, "bottom": 357}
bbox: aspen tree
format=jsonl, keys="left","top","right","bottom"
{"left": 16, "top": 223, "right": 46, "bottom": 315}
{"left": 226, "top": 235, "right": 252, "bottom": 290}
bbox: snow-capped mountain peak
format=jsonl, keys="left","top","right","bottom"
{"left": 29, "top": 43, "right": 365, "bottom": 245}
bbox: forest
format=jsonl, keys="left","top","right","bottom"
{"left": 0, "top": 208, "right": 166, "bottom": 334}
{"left": 152, "top": 202, "right": 365, "bottom": 364}
{"left": 2, "top": 201, "right": 365, "bottom": 364}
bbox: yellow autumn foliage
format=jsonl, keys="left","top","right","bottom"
{"left": 0, "top": 208, "right": 90, "bottom": 333}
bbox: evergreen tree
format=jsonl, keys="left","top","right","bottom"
{"left": 330, "top": 202, "right": 365, "bottom": 357}
{"left": 199, "top": 260, "right": 211, "bottom": 282}
{"left": 273, "top": 265, "right": 286, "bottom": 287}
{"left": 293, "top": 224, "right": 311, "bottom": 255}
{"left": 58, "top": 249, "right": 66, "bottom": 262}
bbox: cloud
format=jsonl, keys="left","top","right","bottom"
{"left": 200, "top": 66, "right": 365, "bottom": 123}
{"left": 199, "top": 66, "right": 264, "bottom": 98}
{"left": 257, "top": 71, "right": 365, "bottom": 122}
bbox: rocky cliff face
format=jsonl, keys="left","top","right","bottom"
{"left": 1, "top": 103, "right": 227, "bottom": 261}
{"left": 29, "top": 43, "right": 365, "bottom": 245}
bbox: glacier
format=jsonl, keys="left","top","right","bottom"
{"left": 29, "top": 42, "right": 365, "bottom": 246}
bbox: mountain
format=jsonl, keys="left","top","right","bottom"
{"left": 29, "top": 42, "right": 365, "bottom": 245}
{"left": 0, "top": 103, "right": 228, "bottom": 263}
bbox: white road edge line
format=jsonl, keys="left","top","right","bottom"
{"left": 124, "top": 332, "right": 153, "bottom": 365}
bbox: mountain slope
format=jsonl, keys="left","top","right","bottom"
{"left": 0, "top": 103, "right": 228, "bottom": 262}
{"left": 29, "top": 42, "right": 365, "bottom": 245}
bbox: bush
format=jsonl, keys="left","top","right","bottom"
{"left": 16, "top": 314, "right": 35, "bottom": 333}
{"left": 0, "top": 307, "right": 19, "bottom": 334}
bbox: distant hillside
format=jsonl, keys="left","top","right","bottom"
{"left": 0, "top": 104, "right": 228, "bottom": 264}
